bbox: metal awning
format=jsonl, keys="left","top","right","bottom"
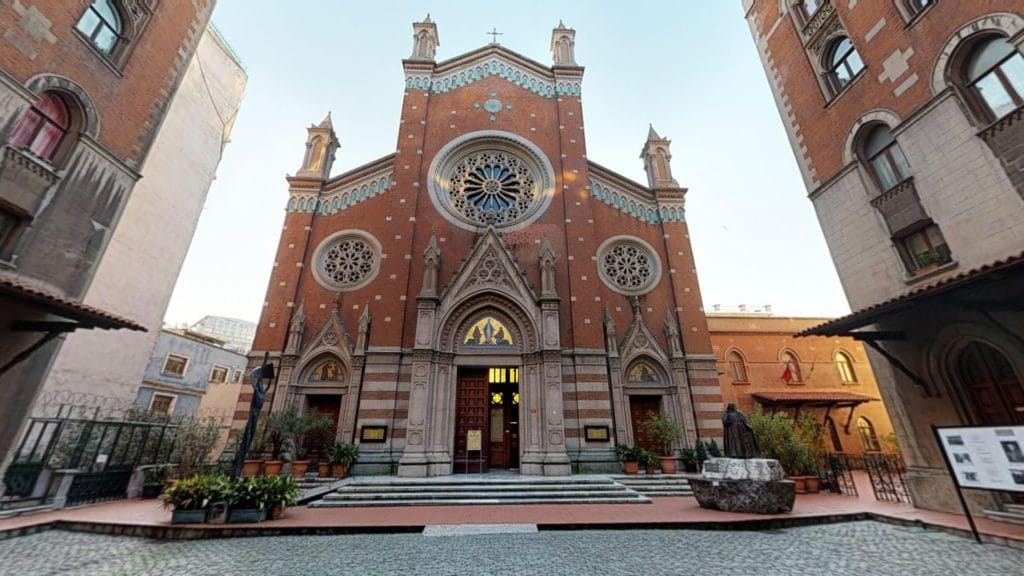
{"left": 0, "top": 274, "right": 146, "bottom": 332}
{"left": 751, "top": 391, "right": 877, "bottom": 408}
{"left": 797, "top": 251, "right": 1024, "bottom": 338}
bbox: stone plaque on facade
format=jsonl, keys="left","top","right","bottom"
{"left": 467, "top": 429, "right": 482, "bottom": 451}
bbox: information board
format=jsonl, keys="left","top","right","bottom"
{"left": 936, "top": 425, "right": 1024, "bottom": 493}
{"left": 467, "top": 430, "right": 482, "bottom": 451}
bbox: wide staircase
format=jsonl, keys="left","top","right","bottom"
{"left": 309, "top": 474, "right": 651, "bottom": 507}
{"left": 609, "top": 473, "right": 694, "bottom": 497}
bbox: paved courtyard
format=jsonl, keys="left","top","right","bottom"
{"left": 0, "top": 521, "right": 1022, "bottom": 575}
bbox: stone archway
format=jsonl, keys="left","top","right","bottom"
{"left": 949, "top": 340, "right": 1024, "bottom": 425}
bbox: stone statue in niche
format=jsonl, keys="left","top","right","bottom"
{"left": 722, "top": 403, "right": 759, "bottom": 459}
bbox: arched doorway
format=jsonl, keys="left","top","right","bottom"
{"left": 954, "top": 341, "right": 1024, "bottom": 425}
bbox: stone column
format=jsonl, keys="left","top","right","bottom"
{"left": 539, "top": 297, "right": 570, "bottom": 475}
{"left": 519, "top": 352, "right": 545, "bottom": 475}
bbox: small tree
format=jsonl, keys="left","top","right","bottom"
{"left": 640, "top": 414, "right": 683, "bottom": 457}
{"left": 172, "top": 417, "right": 221, "bottom": 477}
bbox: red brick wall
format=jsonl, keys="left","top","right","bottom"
{"left": 747, "top": 0, "right": 1022, "bottom": 183}
{"left": 0, "top": 1, "right": 213, "bottom": 167}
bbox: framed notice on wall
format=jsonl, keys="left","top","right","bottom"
{"left": 360, "top": 425, "right": 387, "bottom": 443}
{"left": 584, "top": 425, "right": 610, "bottom": 441}
{"left": 935, "top": 425, "right": 1024, "bottom": 493}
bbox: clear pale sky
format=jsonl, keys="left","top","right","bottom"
{"left": 163, "top": 0, "right": 851, "bottom": 326}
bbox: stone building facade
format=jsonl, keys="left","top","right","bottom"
{"left": 236, "top": 18, "right": 723, "bottom": 476}
{"left": 0, "top": 0, "right": 215, "bottom": 491}
{"left": 742, "top": 0, "right": 1024, "bottom": 515}
{"left": 40, "top": 25, "right": 246, "bottom": 407}
{"left": 708, "top": 312, "right": 895, "bottom": 457}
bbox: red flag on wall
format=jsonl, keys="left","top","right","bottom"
{"left": 781, "top": 363, "right": 793, "bottom": 384}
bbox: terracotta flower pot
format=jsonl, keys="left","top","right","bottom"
{"left": 789, "top": 476, "right": 807, "bottom": 494}
{"left": 242, "top": 460, "right": 262, "bottom": 478}
{"left": 263, "top": 460, "right": 283, "bottom": 476}
{"left": 318, "top": 463, "right": 330, "bottom": 477}
{"left": 623, "top": 461, "right": 639, "bottom": 475}
{"left": 270, "top": 504, "right": 286, "bottom": 520}
{"left": 659, "top": 456, "right": 678, "bottom": 475}
{"left": 331, "top": 463, "right": 349, "bottom": 478}
{"left": 291, "top": 460, "right": 310, "bottom": 479}
{"left": 805, "top": 476, "right": 821, "bottom": 494}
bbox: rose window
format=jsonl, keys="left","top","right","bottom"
{"left": 596, "top": 237, "right": 661, "bottom": 295}
{"left": 428, "top": 133, "right": 555, "bottom": 231}
{"left": 448, "top": 151, "right": 536, "bottom": 227}
{"left": 313, "top": 231, "right": 381, "bottom": 291}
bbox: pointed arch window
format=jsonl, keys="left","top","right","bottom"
{"left": 727, "top": 351, "right": 748, "bottom": 383}
{"left": 825, "top": 37, "right": 865, "bottom": 95}
{"left": 781, "top": 350, "right": 802, "bottom": 383}
{"left": 310, "top": 359, "right": 343, "bottom": 382}
{"left": 836, "top": 351, "right": 857, "bottom": 383}
{"left": 801, "top": 0, "right": 821, "bottom": 19}
{"left": 861, "top": 125, "right": 912, "bottom": 192}
{"left": 963, "top": 37, "right": 1024, "bottom": 121}
{"left": 825, "top": 417, "right": 843, "bottom": 452}
{"left": 9, "top": 92, "right": 71, "bottom": 162}
{"left": 858, "top": 417, "right": 881, "bottom": 452}
{"left": 76, "top": 0, "right": 123, "bottom": 55}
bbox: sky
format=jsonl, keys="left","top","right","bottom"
{"left": 163, "top": 0, "right": 851, "bottom": 326}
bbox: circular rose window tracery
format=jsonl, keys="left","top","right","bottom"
{"left": 428, "top": 131, "right": 555, "bottom": 232}
{"left": 312, "top": 231, "right": 381, "bottom": 291}
{"left": 596, "top": 236, "right": 662, "bottom": 296}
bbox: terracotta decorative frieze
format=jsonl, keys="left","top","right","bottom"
{"left": 589, "top": 174, "right": 685, "bottom": 224}
{"left": 287, "top": 169, "right": 394, "bottom": 214}
{"left": 405, "top": 54, "right": 582, "bottom": 98}
{"left": 804, "top": 2, "right": 842, "bottom": 55}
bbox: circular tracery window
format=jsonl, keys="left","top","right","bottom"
{"left": 596, "top": 236, "right": 662, "bottom": 295}
{"left": 312, "top": 231, "right": 381, "bottom": 291}
{"left": 428, "top": 131, "right": 555, "bottom": 231}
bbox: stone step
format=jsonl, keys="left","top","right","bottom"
{"left": 335, "top": 483, "right": 626, "bottom": 494}
{"left": 321, "top": 488, "right": 637, "bottom": 501}
{"left": 312, "top": 495, "right": 649, "bottom": 507}
{"left": 0, "top": 504, "right": 52, "bottom": 519}
{"left": 984, "top": 509, "right": 1024, "bottom": 525}
{"left": 1004, "top": 504, "right": 1024, "bottom": 514}
{"left": 341, "top": 476, "right": 616, "bottom": 487}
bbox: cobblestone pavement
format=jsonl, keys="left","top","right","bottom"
{"left": 0, "top": 521, "right": 1022, "bottom": 575}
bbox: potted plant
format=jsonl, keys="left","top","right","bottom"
{"left": 639, "top": 448, "right": 659, "bottom": 475}
{"left": 706, "top": 439, "right": 722, "bottom": 458}
{"left": 327, "top": 441, "right": 359, "bottom": 477}
{"left": 142, "top": 464, "right": 173, "bottom": 498}
{"left": 695, "top": 441, "right": 708, "bottom": 470}
{"left": 641, "top": 414, "right": 684, "bottom": 474}
{"left": 615, "top": 444, "right": 640, "bottom": 475}
{"left": 227, "top": 475, "right": 268, "bottom": 523}
{"left": 264, "top": 475, "right": 300, "bottom": 519}
{"left": 679, "top": 447, "right": 698, "bottom": 473}
{"left": 162, "top": 474, "right": 226, "bottom": 524}
{"left": 795, "top": 412, "right": 826, "bottom": 494}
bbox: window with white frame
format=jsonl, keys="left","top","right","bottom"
{"left": 162, "top": 354, "right": 188, "bottom": 377}
{"left": 149, "top": 393, "right": 175, "bottom": 415}
{"left": 210, "top": 365, "right": 229, "bottom": 383}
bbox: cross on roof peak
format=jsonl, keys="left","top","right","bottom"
{"left": 487, "top": 27, "right": 503, "bottom": 44}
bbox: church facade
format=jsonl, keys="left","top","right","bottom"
{"left": 236, "top": 18, "right": 723, "bottom": 476}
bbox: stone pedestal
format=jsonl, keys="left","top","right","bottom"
{"left": 689, "top": 457, "right": 794, "bottom": 514}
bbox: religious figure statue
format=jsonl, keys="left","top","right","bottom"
{"left": 231, "top": 354, "right": 276, "bottom": 479}
{"left": 722, "top": 403, "right": 758, "bottom": 459}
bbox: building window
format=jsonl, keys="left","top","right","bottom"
{"left": 801, "top": 0, "right": 821, "bottom": 19}
{"left": 162, "top": 354, "right": 189, "bottom": 377}
{"left": 896, "top": 223, "right": 951, "bottom": 273}
{"left": 862, "top": 125, "right": 912, "bottom": 192}
{"left": 0, "top": 211, "right": 18, "bottom": 249}
{"left": 836, "top": 351, "right": 858, "bottom": 383}
{"left": 825, "top": 417, "right": 843, "bottom": 452}
{"left": 8, "top": 92, "right": 71, "bottom": 162}
{"left": 825, "top": 37, "right": 865, "bottom": 95}
{"left": 858, "top": 417, "right": 881, "bottom": 452}
{"left": 232, "top": 369, "right": 242, "bottom": 383}
{"left": 75, "top": 0, "right": 123, "bottom": 55}
{"left": 727, "top": 351, "right": 748, "bottom": 383}
{"left": 964, "top": 37, "right": 1024, "bottom": 121}
{"left": 149, "top": 393, "right": 175, "bottom": 415}
{"left": 781, "top": 351, "right": 802, "bottom": 383}
{"left": 906, "top": 0, "right": 932, "bottom": 14}
{"left": 210, "top": 365, "right": 228, "bottom": 383}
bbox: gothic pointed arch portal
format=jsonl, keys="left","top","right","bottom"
{"left": 398, "top": 229, "right": 570, "bottom": 477}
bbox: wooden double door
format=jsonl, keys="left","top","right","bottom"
{"left": 454, "top": 368, "right": 519, "bottom": 473}
{"left": 957, "top": 341, "right": 1024, "bottom": 425}
{"left": 629, "top": 395, "right": 662, "bottom": 453}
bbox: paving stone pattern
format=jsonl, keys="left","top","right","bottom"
{"left": 0, "top": 521, "right": 1022, "bottom": 575}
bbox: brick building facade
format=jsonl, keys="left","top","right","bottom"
{"left": 236, "top": 18, "right": 723, "bottom": 476}
{"left": 708, "top": 312, "right": 895, "bottom": 457}
{"left": 742, "top": 0, "right": 1024, "bottom": 515}
{"left": 0, "top": 0, "right": 215, "bottom": 491}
